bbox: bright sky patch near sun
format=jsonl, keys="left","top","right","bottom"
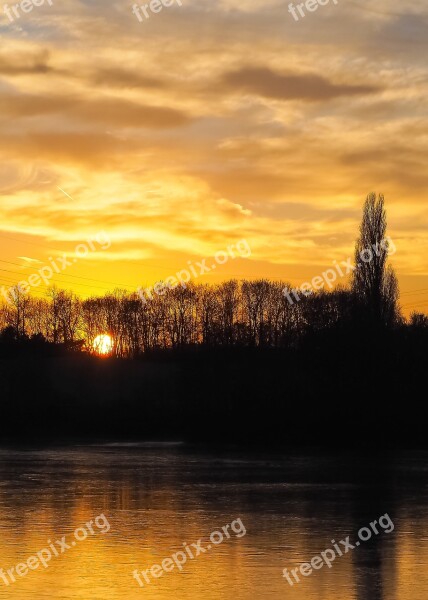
{"left": 0, "top": 0, "right": 428, "bottom": 313}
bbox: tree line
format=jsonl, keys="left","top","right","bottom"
{"left": 0, "top": 194, "right": 426, "bottom": 357}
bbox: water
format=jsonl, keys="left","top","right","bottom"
{"left": 0, "top": 445, "right": 427, "bottom": 600}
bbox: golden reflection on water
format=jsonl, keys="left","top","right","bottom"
{"left": 0, "top": 447, "right": 427, "bottom": 600}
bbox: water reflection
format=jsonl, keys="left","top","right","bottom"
{"left": 0, "top": 446, "right": 426, "bottom": 599}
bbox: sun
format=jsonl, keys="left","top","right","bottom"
{"left": 93, "top": 334, "right": 113, "bottom": 355}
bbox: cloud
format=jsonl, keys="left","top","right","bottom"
{"left": 71, "top": 97, "right": 191, "bottom": 128}
{"left": 0, "top": 94, "right": 192, "bottom": 128}
{"left": 222, "top": 67, "right": 381, "bottom": 102}
{"left": 0, "top": 0, "right": 426, "bottom": 307}
{"left": 89, "top": 67, "right": 166, "bottom": 90}
{"left": 0, "top": 50, "right": 52, "bottom": 75}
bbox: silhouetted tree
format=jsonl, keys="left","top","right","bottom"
{"left": 352, "top": 193, "right": 400, "bottom": 327}
{"left": 0, "top": 194, "right": 423, "bottom": 356}
{"left": 410, "top": 311, "right": 428, "bottom": 328}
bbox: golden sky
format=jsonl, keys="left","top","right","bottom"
{"left": 0, "top": 0, "right": 427, "bottom": 313}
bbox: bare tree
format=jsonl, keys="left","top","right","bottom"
{"left": 4, "top": 286, "right": 31, "bottom": 337}
{"left": 410, "top": 312, "right": 428, "bottom": 328}
{"left": 352, "top": 193, "right": 400, "bottom": 327}
{"left": 217, "top": 280, "right": 240, "bottom": 346}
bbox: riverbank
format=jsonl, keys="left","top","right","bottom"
{"left": 0, "top": 327, "right": 426, "bottom": 446}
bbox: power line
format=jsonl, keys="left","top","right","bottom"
{"left": 0, "top": 231, "right": 177, "bottom": 277}
{"left": 0, "top": 266, "right": 125, "bottom": 294}
{"left": 2, "top": 231, "right": 428, "bottom": 300}
{"left": 0, "top": 258, "right": 133, "bottom": 289}
{"left": 0, "top": 231, "right": 261, "bottom": 280}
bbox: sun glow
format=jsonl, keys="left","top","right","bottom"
{"left": 93, "top": 334, "right": 113, "bottom": 355}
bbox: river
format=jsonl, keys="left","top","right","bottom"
{"left": 0, "top": 445, "right": 426, "bottom": 599}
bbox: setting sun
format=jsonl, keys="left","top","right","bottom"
{"left": 93, "top": 334, "right": 113, "bottom": 356}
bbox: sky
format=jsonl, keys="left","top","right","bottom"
{"left": 0, "top": 0, "right": 427, "bottom": 314}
